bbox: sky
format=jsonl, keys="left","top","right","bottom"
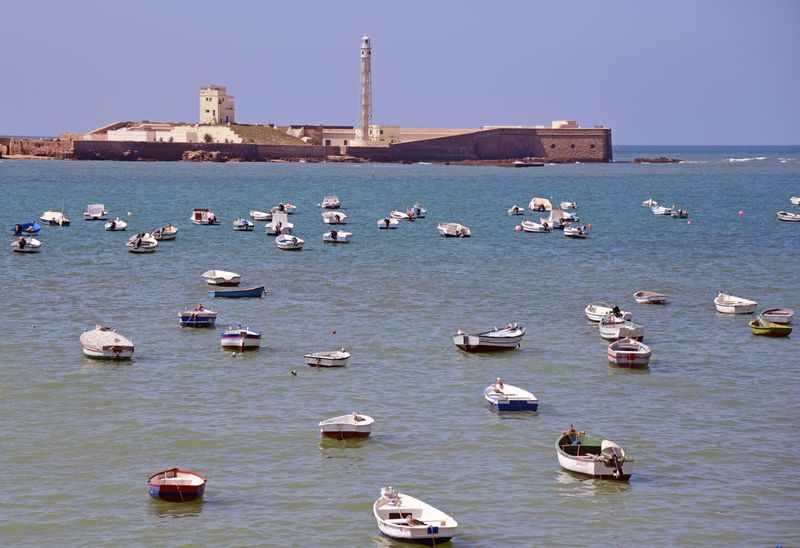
{"left": 2, "top": 0, "right": 798, "bottom": 144}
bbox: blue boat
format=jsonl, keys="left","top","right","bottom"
{"left": 483, "top": 380, "right": 538, "bottom": 411}
{"left": 207, "top": 285, "right": 265, "bottom": 298}
{"left": 178, "top": 305, "right": 218, "bottom": 327}
{"left": 11, "top": 222, "right": 41, "bottom": 235}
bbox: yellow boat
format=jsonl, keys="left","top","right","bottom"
{"left": 749, "top": 318, "right": 792, "bottom": 337}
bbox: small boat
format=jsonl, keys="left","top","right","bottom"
{"left": 560, "top": 201, "right": 578, "bottom": 210}
{"left": 377, "top": 217, "right": 400, "bottom": 229}
{"left": 79, "top": 325, "right": 134, "bottom": 360}
{"left": 10, "top": 236, "right": 41, "bottom": 253}
{"left": 220, "top": 325, "right": 262, "bottom": 350}
{"left": 321, "top": 211, "right": 347, "bottom": 224}
{"left": 437, "top": 222, "right": 471, "bottom": 238}
{"left": 40, "top": 210, "right": 70, "bottom": 226}
{"left": 320, "top": 195, "right": 341, "bottom": 209}
{"left": 714, "top": 291, "right": 757, "bottom": 314}
{"left": 266, "top": 212, "right": 293, "bottom": 235}
{"left": 540, "top": 209, "right": 573, "bottom": 230}
{"left": 483, "top": 380, "right": 538, "bottom": 411}
{"left": 556, "top": 432, "right": 633, "bottom": 480}
{"left": 249, "top": 209, "right": 271, "bottom": 221}
{"left": 529, "top": 197, "right": 552, "bottom": 212}
{"left": 776, "top": 211, "right": 800, "bottom": 222}
{"left": 178, "top": 305, "right": 218, "bottom": 327}
{"left": 520, "top": 218, "right": 550, "bottom": 233}
{"left": 585, "top": 303, "right": 632, "bottom": 322}
{"left": 607, "top": 338, "right": 652, "bottom": 368}
{"left": 651, "top": 205, "right": 673, "bottom": 216}
{"left": 390, "top": 209, "right": 413, "bottom": 221}
{"left": 190, "top": 208, "right": 219, "bottom": 225}
{"left": 84, "top": 203, "right": 108, "bottom": 220}
{"left": 373, "top": 487, "right": 458, "bottom": 545}
{"left": 202, "top": 270, "right": 241, "bottom": 286}
{"left": 126, "top": 234, "right": 158, "bottom": 253}
{"left": 409, "top": 203, "right": 427, "bottom": 218}
{"left": 319, "top": 412, "right": 374, "bottom": 439}
{"left": 207, "top": 286, "right": 265, "bottom": 298}
{"left": 599, "top": 314, "right": 645, "bottom": 341}
{"left": 513, "top": 160, "right": 543, "bottom": 167}
{"left": 749, "top": 317, "right": 792, "bottom": 337}
{"left": 633, "top": 290, "right": 667, "bottom": 304}
{"left": 671, "top": 208, "right": 689, "bottom": 218}
{"left": 323, "top": 229, "right": 351, "bottom": 243}
{"left": 11, "top": 222, "right": 41, "bottom": 235}
{"left": 152, "top": 224, "right": 178, "bottom": 241}
{"left": 454, "top": 323, "right": 524, "bottom": 352}
{"left": 276, "top": 234, "right": 304, "bottom": 250}
{"left": 304, "top": 349, "right": 350, "bottom": 367}
{"left": 232, "top": 218, "right": 254, "bottom": 231}
{"left": 270, "top": 202, "right": 296, "bottom": 215}
{"left": 104, "top": 218, "right": 127, "bottom": 231}
{"left": 147, "top": 468, "right": 206, "bottom": 502}
{"left": 642, "top": 198, "right": 658, "bottom": 207}
{"left": 760, "top": 308, "right": 794, "bottom": 324}
{"left": 791, "top": 196, "right": 800, "bottom": 206}
{"left": 508, "top": 205, "right": 526, "bottom": 215}
{"left": 564, "top": 225, "right": 588, "bottom": 238}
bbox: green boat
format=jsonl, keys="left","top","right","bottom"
{"left": 749, "top": 318, "right": 792, "bottom": 337}
{"left": 556, "top": 433, "right": 634, "bottom": 480}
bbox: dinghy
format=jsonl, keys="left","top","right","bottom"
{"left": 641, "top": 198, "right": 658, "bottom": 207}
{"left": 791, "top": 196, "right": 800, "bottom": 206}
{"left": 321, "top": 211, "right": 347, "bottom": 225}
{"left": 207, "top": 286, "right": 265, "bottom": 298}
{"left": 585, "top": 303, "right": 632, "bottom": 322}
{"left": 11, "top": 222, "right": 41, "bottom": 235}
{"left": 319, "top": 412, "right": 374, "bottom": 439}
{"left": 556, "top": 432, "right": 633, "bottom": 480}
{"left": 671, "top": 208, "right": 689, "bottom": 218}
{"left": 232, "top": 218, "right": 254, "bottom": 231}
{"left": 84, "top": 204, "right": 108, "bottom": 220}
{"left": 599, "top": 314, "right": 644, "bottom": 341}
{"left": 760, "top": 308, "right": 794, "bottom": 324}
{"left": 520, "top": 218, "right": 550, "bottom": 233}
{"left": 454, "top": 323, "right": 524, "bottom": 352}
{"left": 276, "top": 234, "right": 304, "bottom": 250}
{"left": 202, "top": 270, "right": 241, "bottom": 286}
{"left": 651, "top": 205, "right": 672, "bottom": 216}
{"left": 323, "top": 229, "right": 351, "bottom": 243}
{"left": 126, "top": 234, "right": 158, "bottom": 253}
{"left": 152, "top": 224, "right": 178, "bottom": 240}
{"left": 377, "top": 217, "right": 400, "bottom": 229}
{"left": 437, "top": 222, "right": 471, "bottom": 237}
{"left": 104, "top": 217, "right": 127, "bottom": 231}
{"left": 560, "top": 201, "right": 578, "bottom": 210}
{"left": 319, "top": 195, "right": 340, "bottom": 209}
{"left": 607, "top": 338, "right": 651, "bottom": 368}
{"left": 304, "top": 349, "right": 350, "bottom": 367}
{"left": 749, "top": 317, "right": 792, "bottom": 337}
{"left": 529, "top": 197, "right": 552, "bottom": 212}
{"left": 714, "top": 291, "right": 757, "bottom": 314}
{"left": 40, "top": 210, "right": 70, "bottom": 226}
{"left": 178, "top": 305, "right": 218, "bottom": 327}
{"left": 508, "top": 205, "right": 526, "bottom": 215}
{"left": 10, "top": 237, "right": 41, "bottom": 253}
{"left": 220, "top": 325, "right": 261, "bottom": 350}
{"left": 564, "top": 225, "right": 588, "bottom": 238}
{"left": 266, "top": 212, "right": 293, "bottom": 235}
{"left": 249, "top": 209, "right": 271, "bottom": 221}
{"left": 80, "top": 325, "right": 134, "bottom": 360}
{"left": 373, "top": 487, "right": 458, "bottom": 545}
{"left": 776, "top": 211, "right": 800, "bottom": 222}
{"left": 483, "top": 379, "right": 538, "bottom": 411}
{"left": 190, "top": 208, "right": 219, "bottom": 225}
{"left": 147, "top": 468, "right": 206, "bottom": 502}
{"left": 633, "top": 290, "right": 667, "bottom": 304}
{"left": 409, "top": 203, "right": 427, "bottom": 218}
{"left": 391, "top": 209, "right": 413, "bottom": 220}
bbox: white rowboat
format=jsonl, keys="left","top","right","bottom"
{"left": 10, "top": 237, "right": 41, "bottom": 253}
{"left": 304, "top": 349, "right": 350, "bottom": 367}
{"left": 437, "top": 222, "right": 471, "bottom": 238}
{"left": 585, "top": 303, "right": 632, "bottom": 322}
{"left": 760, "top": 308, "right": 794, "bottom": 324}
{"left": 323, "top": 230, "right": 351, "bottom": 243}
{"left": 80, "top": 325, "right": 134, "bottom": 360}
{"left": 202, "top": 270, "right": 241, "bottom": 286}
{"left": 607, "top": 338, "right": 651, "bottom": 368}
{"left": 373, "top": 487, "right": 457, "bottom": 544}
{"left": 633, "top": 290, "right": 667, "bottom": 304}
{"left": 714, "top": 291, "right": 757, "bottom": 314}
{"left": 599, "top": 314, "right": 645, "bottom": 341}
{"left": 319, "top": 412, "right": 373, "bottom": 439}
{"left": 104, "top": 218, "right": 127, "bottom": 231}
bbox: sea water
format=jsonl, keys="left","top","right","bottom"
{"left": 0, "top": 146, "right": 798, "bottom": 546}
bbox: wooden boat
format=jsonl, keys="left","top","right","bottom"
{"left": 377, "top": 217, "right": 400, "bottom": 229}
{"left": 641, "top": 198, "right": 658, "bottom": 207}
{"left": 147, "top": 468, "right": 206, "bottom": 502}
{"left": 454, "top": 323, "right": 524, "bottom": 352}
{"left": 791, "top": 196, "right": 800, "bottom": 206}
{"left": 11, "top": 222, "right": 41, "bottom": 235}
{"left": 484, "top": 380, "right": 538, "bottom": 411}
{"left": 80, "top": 325, "right": 134, "bottom": 360}
{"left": 152, "top": 224, "right": 178, "bottom": 240}
{"left": 202, "top": 269, "right": 241, "bottom": 286}
{"left": 276, "top": 234, "right": 304, "bottom": 250}
{"left": 507, "top": 205, "right": 526, "bottom": 215}
{"left": 409, "top": 203, "right": 427, "bottom": 218}
{"left": 320, "top": 195, "right": 341, "bottom": 209}
{"left": 104, "top": 218, "right": 127, "bottom": 231}
{"left": 249, "top": 209, "right": 271, "bottom": 221}
{"left": 220, "top": 325, "right": 261, "bottom": 350}
{"left": 304, "top": 349, "right": 350, "bottom": 367}
{"left": 437, "top": 222, "right": 471, "bottom": 238}
{"left": 607, "top": 338, "right": 652, "bottom": 368}
{"left": 232, "top": 218, "right": 254, "bottom": 231}
{"left": 585, "top": 303, "right": 632, "bottom": 322}
{"left": 40, "top": 210, "right": 70, "bottom": 226}
{"left": 528, "top": 197, "right": 552, "bottom": 212}
{"left": 190, "top": 208, "right": 219, "bottom": 225}
{"left": 564, "top": 225, "right": 588, "bottom": 238}
{"left": 776, "top": 211, "right": 800, "bottom": 222}
{"left": 10, "top": 237, "right": 41, "bottom": 253}
{"left": 633, "top": 290, "right": 667, "bottom": 304}
{"left": 671, "top": 208, "right": 689, "bottom": 218}
{"left": 84, "top": 203, "right": 108, "bottom": 220}
{"left": 560, "top": 201, "right": 578, "bottom": 210}
{"left": 760, "top": 308, "right": 794, "bottom": 324}
{"left": 323, "top": 229, "right": 351, "bottom": 243}
{"left": 319, "top": 412, "right": 374, "bottom": 439}
{"left": 599, "top": 314, "right": 644, "bottom": 341}
{"left": 126, "top": 234, "right": 158, "bottom": 253}
{"left": 178, "top": 305, "right": 218, "bottom": 327}
{"left": 714, "top": 291, "right": 757, "bottom": 314}
{"left": 749, "top": 317, "right": 792, "bottom": 337}
{"left": 520, "top": 218, "right": 550, "bottom": 233}
{"left": 321, "top": 211, "right": 347, "bottom": 225}
{"left": 207, "top": 286, "right": 264, "bottom": 298}
{"left": 373, "top": 487, "right": 458, "bottom": 545}
{"left": 651, "top": 205, "right": 673, "bottom": 215}
{"left": 266, "top": 212, "right": 293, "bottom": 235}
{"left": 556, "top": 433, "right": 633, "bottom": 480}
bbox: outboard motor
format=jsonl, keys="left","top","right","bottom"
{"left": 601, "top": 440, "right": 625, "bottom": 479}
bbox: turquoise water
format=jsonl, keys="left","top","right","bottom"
{"left": 1, "top": 147, "right": 798, "bottom": 546}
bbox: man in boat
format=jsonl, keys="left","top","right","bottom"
{"left": 109, "top": 220, "right": 116, "bottom": 230}
{"left": 492, "top": 377, "right": 504, "bottom": 393}
{"left": 14, "top": 224, "right": 22, "bottom": 235}
{"left": 562, "top": 424, "right": 586, "bottom": 445}
{"left": 330, "top": 229, "right": 338, "bottom": 240}
{"left": 17, "top": 237, "right": 26, "bottom": 249}
{"left": 612, "top": 305, "right": 622, "bottom": 318}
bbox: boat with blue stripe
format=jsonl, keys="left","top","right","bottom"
{"left": 147, "top": 468, "right": 206, "bottom": 502}
{"left": 178, "top": 305, "right": 218, "bottom": 327}
{"left": 484, "top": 380, "right": 538, "bottom": 411}
{"left": 207, "top": 285, "right": 265, "bottom": 298}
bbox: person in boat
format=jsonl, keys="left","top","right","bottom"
{"left": 14, "top": 224, "right": 22, "bottom": 235}
{"left": 109, "top": 220, "right": 116, "bottom": 230}
{"left": 278, "top": 203, "right": 285, "bottom": 212}
{"left": 562, "top": 424, "right": 586, "bottom": 445}
{"left": 492, "top": 377, "right": 504, "bottom": 393}
{"left": 612, "top": 305, "right": 622, "bottom": 318}
{"left": 353, "top": 411, "right": 365, "bottom": 422}
{"left": 194, "top": 305, "right": 203, "bottom": 311}
{"left": 538, "top": 204, "right": 546, "bottom": 212}
{"left": 383, "top": 218, "right": 390, "bottom": 227}
{"left": 542, "top": 222, "right": 549, "bottom": 231}
{"left": 330, "top": 229, "right": 338, "bottom": 240}
{"left": 17, "top": 237, "right": 26, "bottom": 249}
{"left": 134, "top": 237, "right": 142, "bottom": 248}
{"left": 208, "top": 213, "right": 216, "bottom": 223}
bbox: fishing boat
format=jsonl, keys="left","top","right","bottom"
{"left": 556, "top": 432, "right": 633, "bottom": 480}
{"left": 232, "top": 218, "right": 254, "bottom": 231}
{"left": 483, "top": 379, "right": 538, "bottom": 411}
{"left": 126, "top": 234, "right": 158, "bottom": 253}
{"left": 202, "top": 270, "right": 241, "bottom": 286}
{"left": 147, "top": 468, "right": 206, "bottom": 502}
{"left": 266, "top": 212, "right": 293, "bottom": 235}
{"left": 671, "top": 208, "right": 689, "bottom": 218}
{"left": 220, "top": 325, "right": 262, "bottom": 350}
{"left": 319, "top": 412, "right": 374, "bottom": 439}
{"left": 760, "top": 308, "right": 794, "bottom": 324}
{"left": 599, "top": 314, "right": 645, "bottom": 341}
{"left": 585, "top": 303, "right": 632, "bottom": 322}
{"left": 508, "top": 205, "right": 526, "bottom": 215}
{"left": 633, "top": 290, "right": 667, "bottom": 304}
{"left": 454, "top": 323, "right": 524, "bottom": 352}
{"left": 791, "top": 196, "right": 800, "bottom": 206}
{"left": 320, "top": 195, "right": 341, "bottom": 209}
{"left": 651, "top": 205, "right": 673, "bottom": 216}
{"left": 152, "top": 224, "right": 178, "bottom": 240}
{"left": 190, "top": 208, "right": 219, "bottom": 225}
{"left": 437, "top": 222, "right": 471, "bottom": 237}
{"left": 641, "top": 198, "right": 658, "bottom": 207}
{"left": 249, "top": 209, "right": 271, "bottom": 221}
{"left": 607, "top": 338, "right": 652, "bottom": 368}
{"left": 276, "top": 234, "right": 304, "bottom": 250}
{"left": 409, "top": 203, "right": 427, "bottom": 218}
{"left": 520, "top": 218, "right": 550, "bottom": 232}
{"left": 714, "top": 291, "right": 757, "bottom": 314}
{"left": 304, "top": 349, "right": 350, "bottom": 367}
{"left": 776, "top": 211, "right": 800, "bottom": 222}
{"left": 79, "top": 325, "right": 134, "bottom": 360}
{"left": 207, "top": 286, "right": 265, "bottom": 298}
{"left": 178, "top": 305, "right": 218, "bottom": 327}
{"left": 11, "top": 222, "right": 41, "bottom": 235}
{"left": 10, "top": 237, "right": 41, "bottom": 253}
{"left": 529, "top": 197, "right": 552, "bottom": 212}
{"left": 373, "top": 487, "right": 458, "bottom": 545}
{"left": 104, "top": 217, "right": 127, "bottom": 231}
{"left": 321, "top": 211, "right": 347, "bottom": 224}
{"left": 323, "top": 229, "right": 351, "bottom": 243}
{"left": 560, "top": 201, "right": 578, "bottom": 210}
{"left": 749, "top": 317, "right": 792, "bottom": 337}
{"left": 564, "top": 225, "right": 588, "bottom": 238}
{"left": 377, "top": 217, "right": 400, "bottom": 229}
{"left": 84, "top": 203, "right": 108, "bottom": 220}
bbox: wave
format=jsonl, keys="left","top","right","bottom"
{"left": 727, "top": 157, "right": 767, "bottom": 162}
{"left": 678, "top": 160, "right": 708, "bottom": 164}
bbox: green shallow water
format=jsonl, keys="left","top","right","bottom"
{"left": 0, "top": 147, "right": 799, "bottom": 546}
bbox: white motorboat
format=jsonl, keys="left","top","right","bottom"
{"left": 776, "top": 211, "right": 800, "bottom": 222}
{"left": 760, "top": 308, "right": 794, "bottom": 324}
{"left": 671, "top": 208, "right": 689, "bottom": 218}
{"left": 390, "top": 209, "right": 413, "bottom": 220}
{"left": 84, "top": 203, "right": 108, "bottom": 220}
{"left": 40, "top": 210, "right": 70, "bottom": 226}
{"left": 232, "top": 218, "right": 254, "bottom": 231}
{"left": 599, "top": 314, "right": 645, "bottom": 341}
{"left": 454, "top": 323, "right": 524, "bottom": 352}
{"left": 540, "top": 209, "right": 572, "bottom": 230}
{"left": 409, "top": 203, "right": 427, "bottom": 218}
{"left": 104, "top": 218, "right": 127, "bottom": 231}
{"left": 276, "top": 234, "right": 304, "bottom": 250}
{"left": 529, "top": 197, "right": 552, "bottom": 212}
{"left": 483, "top": 380, "right": 538, "bottom": 411}
{"left": 642, "top": 198, "right": 658, "bottom": 207}
{"left": 520, "top": 218, "right": 550, "bottom": 232}
{"left": 564, "top": 225, "right": 588, "bottom": 238}
{"left": 270, "top": 202, "right": 296, "bottom": 215}
{"left": 267, "top": 212, "right": 293, "bottom": 235}
{"left": 190, "top": 208, "right": 219, "bottom": 225}
{"left": 322, "top": 211, "right": 347, "bottom": 225}
{"left": 633, "top": 290, "right": 667, "bottom": 304}
{"left": 320, "top": 195, "right": 341, "bottom": 209}
{"left": 556, "top": 432, "right": 633, "bottom": 480}
{"left": 373, "top": 487, "right": 458, "bottom": 545}
{"left": 249, "top": 209, "right": 271, "bottom": 221}
{"left": 585, "top": 303, "right": 632, "bottom": 322}
{"left": 508, "top": 205, "right": 526, "bottom": 215}
{"left": 607, "top": 338, "right": 652, "bottom": 368}
{"left": 651, "top": 205, "right": 673, "bottom": 216}
{"left": 791, "top": 196, "right": 800, "bottom": 206}
{"left": 560, "top": 201, "right": 578, "bottom": 210}
{"left": 377, "top": 217, "right": 400, "bottom": 229}
{"left": 304, "top": 349, "right": 350, "bottom": 367}
{"left": 714, "top": 291, "right": 757, "bottom": 314}
{"left": 152, "top": 224, "right": 178, "bottom": 240}
{"left": 323, "top": 229, "right": 351, "bottom": 243}
{"left": 319, "top": 412, "right": 373, "bottom": 439}
{"left": 80, "top": 325, "right": 134, "bottom": 360}
{"left": 437, "top": 222, "right": 471, "bottom": 238}
{"left": 202, "top": 270, "right": 241, "bottom": 286}
{"left": 10, "top": 236, "right": 41, "bottom": 253}
{"left": 126, "top": 234, "right": 158, "bottom": 253}
{"left": 220, "top": 325, "right": 261, "bottom": 350}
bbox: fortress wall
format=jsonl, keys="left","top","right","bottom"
{"left": 9, "top": 138, "right": 74, "bottom": 158}
{"left": 73, "top": 140, "right": 339, "bottom": 161}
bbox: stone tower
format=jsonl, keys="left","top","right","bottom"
{"left": 354, "top": 34, "right": 372, "bottom": 144}
{"left": 200, "top": 85, "right": 235, "bottom": 125}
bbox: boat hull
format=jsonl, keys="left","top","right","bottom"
{"left": 761, "top": 309, "right": 794, "bottom": 324}
{"left": 454, "top": 333, "right": 523, "bottom": 352}
{"left": 483, "top": 385, "right": 538, "bottom": 411}
{"left": 607, "top": 340, "right": 651, "bottom": 368}
{"left": 556, "top": 450, "right": 633, "bottom": 480}
{"left": 220, "top": 336, "right": 261, "bottom": 349}
{"left": 81, "top": 344, "right": 134, "bottom": 360}
{"left": 178, "top": 311, "right": 217, "bottom": 327}
{"left": 373, "top": 492, "right": 457, "bottom": 546}
{"left": 304, "top": 356, "right": 349, "bottom": 367}
{"left": 149, "top": 483, "right": 205, "bottom": 502}
{"left": 749, "top": 321, "right": 792, "bottom": 337}
{"left": 633, "top": 291, "right": 667, "bottom": 304}
{"left": 715, "top": 303, "right": 756, "bottom": 314}
{"left": 208, "top": 286, "right": 264, "bottom": 298}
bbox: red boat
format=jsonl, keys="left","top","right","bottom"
{"left": 147, "top": 468, "right": 206, "bottom": 502}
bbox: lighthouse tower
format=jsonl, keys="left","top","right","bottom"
{"left": 354, "top": 34, "right": 373, "bottom": 145}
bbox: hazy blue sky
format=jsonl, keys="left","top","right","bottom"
{"left": 2, "top": 0, "right": 798, "bottom": 144}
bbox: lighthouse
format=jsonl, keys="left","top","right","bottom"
{"left": 355, "top": 34, "right": 373, "bottom": 145}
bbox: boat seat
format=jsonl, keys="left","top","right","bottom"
{"left": 561, "top": 444, "right": 601, "bottom": 456}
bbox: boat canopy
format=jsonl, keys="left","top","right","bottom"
{"left": 529, "top": 197, "right": 552, "bottom": 211}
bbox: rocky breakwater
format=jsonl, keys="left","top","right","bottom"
{"left": 182, "top": 150, "right": 239, "bottom": 162}
{"left": 634, "top": 156, "right": 681, "bottom": 163}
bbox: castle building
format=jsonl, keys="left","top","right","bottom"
{"left": 200, "top": 85, "right": 235, "bottom": 125}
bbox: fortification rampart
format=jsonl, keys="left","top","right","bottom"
{"left": 7, "top": 138, "right": 74, "bottom": 158}
{"left": 72, "top": 141, "right": 339, "bottom": 161}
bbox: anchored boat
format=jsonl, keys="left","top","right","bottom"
{"left": 147, "top": 468, "right": 206, "bottom": 502}
{"left": 556, "top": 432, "right": 633, "bottom": 480}
{"left": 373, "top": 487, "right": 458, "bottom": 545}
{"left": 319, "top": 412, "right": 374, "bottom": 439}
{"left": 454, "top": 323, "right": 524, "bottom": 352}
{"left": 80, "top": 325, "right": 134, "bottom": 360}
